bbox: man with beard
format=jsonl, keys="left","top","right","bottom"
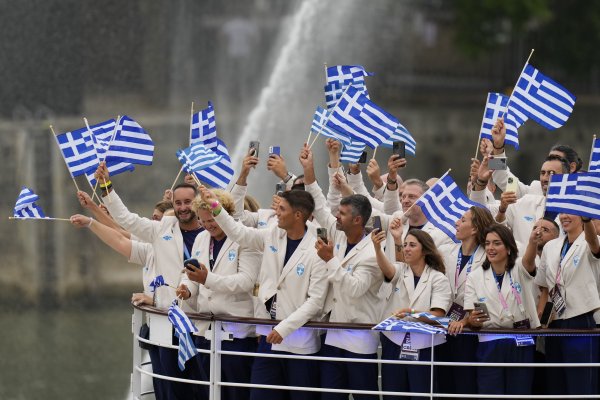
{"left": 95, "top": 162, "right": 206, "bottom": 400}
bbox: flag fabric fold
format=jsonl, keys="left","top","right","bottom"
{"left": 191, "top": 102, "right": 217, "bottom": 145}
{"left": 168, "top": 300, "right": 199, "bottom": 371}
{"left": 104, "top": 116, "right": 154, "bottom": 166}
{"left": 339, "top": 140, "right": 367, "bottom": 163}
{"left": 149, "top": 275, "right": 168, "bottom": 292}
{"left": 326, "top": 86, "right": 396, "bottom": 149}
{"left": 13, "top": 187, "right": 46, "bottom": 218}
{"left": 177, "top": 142, "right": 223, "bottom": 174}
{"left": 415, "top": 174, "right": 485, "bottom": 243}
{"left": 310, "top": 106, "right": 352, "bottom": 147}
{"left": 545, "top": 173, "right": 600, "bottom": 220}
{"left": 380, "top": 122, "right": 417, "bottom": 156}
{"left": 324, "top": 65, "right": 373, "bottom": 110}
{"left": 372, "top": 316, "right": 447, "bottom": 335}
{"left": 55, "top": 126, "right": 100, "bottom": 178}
{"left": 479, "top": 93, "right": 523, "bottom": 150}
{"left": 589, "top": 138, "right": 600, "bottom": 172}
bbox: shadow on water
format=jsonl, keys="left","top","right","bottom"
{"left": 0, "top": 303, "right": 133, "bottom": 400}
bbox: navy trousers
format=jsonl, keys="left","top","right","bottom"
{"left": 476, "top": 338, "right": 534, "bottom": 396}
{"left": 435, "top": 334, "right": 478, "bottom": 395}
{"left": 545, "top": 312, "right": 598, "bottom": 395}
{"left": 380, "top": 334, "right": 433, "bottom": 400}
{"left": 148, "top": 344, "right": 170, "bottom": 400}
{"left": 195, "top": 336, "right": 257, "bottom": 400}
{"left": 249, "top": 336, "right": 320, "bottom": 400}
{"left": 158, "top": 345, "right": 209, "bottom": 400}
{"left": 320, "top": 343, "right": 379, "bottom": 400}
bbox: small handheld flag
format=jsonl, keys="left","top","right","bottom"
{"left": 545, "top": 173, "right": 600, "bottom": 220}
{"left": 13, "top": 187, "right": 46, "bottom": 218}
{"left": 177, "top": 142, "right": 223, "bottom": 174}
{"left": 168, "top": 300, "right": 199, "bottom": 371}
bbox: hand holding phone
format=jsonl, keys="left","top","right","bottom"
{"left": 358, "top": 151, "right": 368, "bottom": 164}
{"left": 275, "top": 183, "right": 286, "bottom": 195}
{"left": 372, "top": 215, "right": 382, "bottom": 231}
{"left": 183, "top": 258, "right": 200, "bottom": 272}
{"left": 473, "top": 302, "right": 490, "bottom": 318}
{"left": 317, "top": 228, "right": 328, "bottom": 244}
{"left": 269, "top": 146, "right": 281, "bottom": 157}
{"left": 506, "top": 175, "right": 519, "bottom": 193}
{"left": 249, "top": 141, "right": 260, "bottom": 157}
{"left": 392, "top": 141, "right": 405, "bottom": 159}
{"left": 488, "top": 157, "right": 507, "bottom": 170}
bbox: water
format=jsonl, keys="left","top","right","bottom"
{"left": 0, "top": 306, "right": 132, "bottom": 400}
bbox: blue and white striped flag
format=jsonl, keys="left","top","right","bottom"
{"left": 373, "top": 316, "right": 447, "bottom": 335}
{"left": 545, "top": 173, "right": 600, "bottom": 220}
{"left": 13, "top": 187, "right": 46, "bottom": 218}
{"left": 589, "top": 138, "right": 600, "bottom": 172}
{"left": 324, "top": 65, "right": 373, "bottom": 110}
{"left": 479, "top": 92, "right": 523, "bottom": 150}
{"left": 327, "top": 86, "right": 396, "bottom": 149}
{"left": 55, "top": 126, "right": 100, "bottom": 177}
{"left": 168, "top": 300, "right": 199, "bottom": 371}
{"left": 177, "top": 142, "right": 223, "bottom": 174}
{"left": 149, "top": 275, "right": 168, "bottom": 292}
{"left": 416, "top": 174, "right": 485, "bottom": 243}
{"left": 508, "top": 64, "right": 576, "bottom": 131}
{"left": 380, "top": 122, "right": 417, "bottom": 156}
{"left": 105, "top": 116, "right": 154, "bottom": 166}
{"left": 190, "top": 102, "right": 217, "bottom": 145}
{"left": 85, "top": 118, "right": 135, "bottom": 186}
{"left": 339, "top": 140, "right": 367, "bottom": 163}
{"left": 311, "top": 106, "right": 352, "bottom": 147}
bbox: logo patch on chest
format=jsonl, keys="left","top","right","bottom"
{"left": 228, "top": 250, "right": 236, "bottom": 261}
{"left": 162, "top": 235, "right": 173, "bottom": 241}
{"left": 296, "top": 263, "right": 305, "bottom": 276}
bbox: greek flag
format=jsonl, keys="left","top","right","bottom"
{"left": 415, "top": 174, "right": 485, "bottom": 243}
{"left": 13, "top": 187, "right": 46, "bottom": 218}
{"left": 590, "top": 138, "right": 600, "bottom": 172}
{"left": 327, "top": 86, "right": 396, "bottom": 148}
{"left": 339, "top": 140, "right": 367, "bottom": 163}
{"left": 311, "top": 106, "right": 352, "bottom": 147}
{"left": 545, "top": 173, "right": 600, "bottom": 220}
{"left": 168, "top": 300, "right": 199, "bottom": 371}
{"left": 149, "top": 275, "right": 168, "bottom": 292}
{"left": 479, "top": 92, "right": 522, "bottom": 149}
{"left": 508, "top": 64, "right": 576, "bottom": 131}
{"left": 105, "top": 116, "right": 154, "bottom": 165}
{"left": 55, "top": 126, "right": 99, "bottom": 177}
{"left": 85, "top": 118, "right": 135, "bottom": 186}
{"left": 190, "top": 101, "right": 216, "bottom": 145}
{"left": 380, "top": 122, "right": 417, "bottom": 156}
{"left": 373, "top": 316, "right": 447, "bottom": 335}
{"left": 189, "top": 103, "right": 234, "bottom": 188}
{"left": 324, "top": 65, "right": 373, "bottom": 110}
{"left": 177, "top": 142, "right": 223, "bottom": 174}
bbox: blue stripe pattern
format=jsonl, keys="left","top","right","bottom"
{"left": 56, "top": 126, "right": 99, "bottom": 177}
{"left": 590, "top": 138, "right": 600, "bottom": 172}
{"left": 311, "top": 106, "right": 352, "bottom": 147}
{"left": 546, "top": 173, "right": 600, "bottom": 220}
{"left": 13, "top": 187, "right": 46, "bottom": 218}
{"left": 324, "top": 65, "right": 373, "bottom": 110}
{"left": 379, "top": 122, "right": 417, "bottom": 156}
{"left": 168, "top": 300, "right": 199, "bottom": 371}
{"left": 339, "top": 140, "right": 366, "bottom": 163}
{"left": 177, "top": 142, "right": 222, "bottom": 173}
{"left": 105, "top": 116, "right": 154, "bottom": 165}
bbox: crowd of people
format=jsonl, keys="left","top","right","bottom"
{"left": 69, "top": 117, "right": 600, "bottom": 400}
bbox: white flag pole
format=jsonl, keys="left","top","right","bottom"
{"left": 189, "top": 102, "right": 194, "bottom": 145}
{"left": 308, "top": 63, "right": 329, "bottom": 144}
{"left": 588, "top": 134, "right": 597, "bottom": 171}
{"left": 50, "top": 125, "right": 81, "bottom": 193}
{"left": 309, "top": 84, "right": 352, "bottom": 150}
{"left": 504, "top": 48, "right": 535, "bottom": 115}
{"left": 170, "top": 165, "right": 185, "bottom": 192}
{"left": 403, "top": 169, "right": 452, "bottom": 218}
{"left": 9, "top": 216, "right": 71, "bottom": 222}
{"left": 372, "top": 147, "right": 378, "bottom": 159}
{"left": 83, "top": 117, "right": 104, "bottom": 204}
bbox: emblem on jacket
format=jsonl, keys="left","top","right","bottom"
{"left": 523, "top": 216, "right": 534, "bottom": 222}
{"left": 269, "top": 245, "right": 278, "bottom": 253}
{"left": 296, "top": 263, "right": 305, "bottom": 276}
{"left": 162, "top": 235, "right": 173, "bottom": 241}
{"left": 258, "top": 221, "right": 267, "bottom": 227}
{"left": 195, "top": 250, "right": 201, "bottom": 256}
{"left": 573, "top": 255, "right": 580, "bottom": 267}
{"left": 228, "top": 250, "right": 236, "bottom": 261}
{"left": 346, "top": 264, "right": 353, "bottom": 273}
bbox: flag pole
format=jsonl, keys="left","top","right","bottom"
{"left": 504, "top": 48, "right": 535, "bottom": 114}
{"left": 309, "top": 68, "right": 351, "bottom": 150}
{"left": 190, "top": 102, "right": 194, "bottom": 145}
{"left": 588, "top": 134, "right": 597, "bottom": 171}
{"left": 372, "top": 147, "right": 378, "bottom": 159}
{"left": 97, "top": 115, "right": 121, "bottom": 205}
{"left": 9, "top": 216, "right": 71, "bottom": 222}
{"left": 403, "top": 169, "right": 452, "bottom": 218}
{"left": 50, "top": 125, "right": 81, "bottom": 193}
{"left": 307, "top": 63, "right": 329, "bottom": 145}
{"left": 170, "top": 165, "right": 185, "bottom": 192}
{"left": 83, "top": 117, "right": 105, "bottom": 204}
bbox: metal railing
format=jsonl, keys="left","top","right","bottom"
{"left": 131, "top": 305, "right": 600, "bottom": 399}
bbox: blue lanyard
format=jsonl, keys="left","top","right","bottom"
{"left": 455, "top": 245, "right": 478, "bottom": 288}
{"left": 183, "top": 241, "right": 191, "bottom": 260}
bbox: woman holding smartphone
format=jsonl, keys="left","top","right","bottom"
{"left": 441, "top": 206, "right": 494, "bottom": 394}
{"left": 372, "top": 223, "right": 451, "bottom": 399}
{"left": 461, "top": 224, "right": 539, "bottom": 396}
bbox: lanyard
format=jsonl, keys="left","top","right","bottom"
{"left": 209, "top": 239, "right": 215, "bottom": 270}
{"left": 454, "top": 246, "right": 478, "bottom": 288}
{"left": 555, "top": 238, "right": 571, "bottom": 286}
{"left": 183, "top": 241, "right": 191, "bottom": 260}
{"left": 494, "top": 270, "right": 525, "bottom": 314}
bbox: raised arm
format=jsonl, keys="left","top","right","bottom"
{"left": 70, "top": 214, "right": 132, "bottom": 258}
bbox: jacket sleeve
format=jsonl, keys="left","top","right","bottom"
{"left": 204, "top": 246, "right": 261, "bottom": 294}
{"left": 214, "top": 207, "right": 266, "bottom": 251}
{"left": 326, "top": 253, "right": 382, "bottom": 298}
{"left": 103, "top": 190, "right": 158, "bottom": 243}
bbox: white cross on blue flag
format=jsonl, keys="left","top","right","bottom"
{"left": 311, "top": 106, "right": 352, "bottom": 147}
{"left": 380, "top": 122, "right": 417, "bottom": 156}
{"left": 324, "top": 65, "right": 373, "bottom": 110}
{"left": 177, "top": 142, "right": 223, "bottom": 174}
{"left": 589, "top": 138, "right": 600, "bottom": 173}
{"left": 545, "top": 173, "right": 600, "bottom": 220}
{"left": 105, "top": 116, "right": 154, "bottom": 166}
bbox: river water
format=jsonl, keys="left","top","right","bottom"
{"left": 0, "top": 305, "right": 132, "bottom": 399}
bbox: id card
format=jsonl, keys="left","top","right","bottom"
{"left": 515, "top": 335, "right": 535, "bottom": 347}
{"left": 513, "top": 319, "right": 531, "bottom": 329}
{"left": 446, "top": 302, "right": 466, "bottom": 322}
{"left": 399, "top": 333, "right": 419, "bottom": 361}
{"left": 269, "top": 299, "right": 277, "bottom": 320}
{"left": 549, "top": 285, "right": 566, "bottom": 317}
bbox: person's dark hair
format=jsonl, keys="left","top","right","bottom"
{"left": 481, "top": 224, "right": 519, "bottom": 271}
{"left": 544, "top": 154, "right": 570, "bottom": 174}
{"left": 541, "top": 217, "right": 560, "bottom": 234}
{"left": 291, "top": 174, "right": 305, "bottom": 191}
{"left": 281, "top": 190, "right": 314, "bottom": 222}
{"left": 173, "top": 183, "right": 198, "bottom": 196}
{"left": 470, "top": 206, "right": 495, "bottom": 246}
{"left": 154, "top": 200, "right": 173, "bottom": 213}
{"left": 550, "top": 144, "right": 583, "bottom": 172}
{"left": 340, "top": 194, "right": 372, "bottom": 227}
{"left": 405, "top": 229, "right": 446, "bottom": 274}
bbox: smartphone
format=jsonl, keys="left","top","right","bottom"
{"left": 358, "top": 151, "right": 368, "bottom": 164}
{"left": 372, "top": 215, "right": 382, "bottom": 231}
{"left": 488, "top": 157, "right": 507, "bottom": 170}
{"left": 183, "top": 258, "right": 200, "bottom": 272}
{"left": 392, "top": 141, "right": 405, "bottom": 159}
{"left": 275, "top": 183, "right": 286, "bottom": 195}
{"left": 316, "top": 227, "right": 328, "bottom": 244}
{"left": 269, "top": 146, "right": 281, "bottom": 157}
{"left": 540, "top": 301, "right": 554, "bottom": 327}
{"left": 506, "top": 175, "right": 519, "bottom": 193}
{"left": 249, "top": 141, "right": 260, "bottom": 157}
{"left": 473, "top": 302, "right": 489, "bottom": 317}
